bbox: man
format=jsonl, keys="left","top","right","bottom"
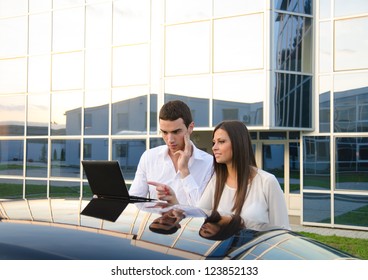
{"left": 129, "top": 100, "right": 213, "bottom": 206}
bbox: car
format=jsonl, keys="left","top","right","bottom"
{"left": 0, "top": 197, "right": 358, "bottom": 260}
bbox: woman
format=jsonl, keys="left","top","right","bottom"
{"left": 197, "top": 120, "right": 290, "bottom": 231}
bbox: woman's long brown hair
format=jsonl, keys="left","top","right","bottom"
{"left": 212, "top": 121, "right": 257, "bottom": 216}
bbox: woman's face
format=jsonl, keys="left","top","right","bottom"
{"left": 212, "top": 128, "right": 233, "bottom": 165}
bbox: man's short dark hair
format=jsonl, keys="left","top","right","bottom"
{"left": 159, "top": 100, "right": 193, "bottom": 128}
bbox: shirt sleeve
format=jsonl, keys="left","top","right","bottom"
{"left": 264, "top": 174, "right": 291, "bottom": 230}
{"left": 128, "top": 151, "right": 149, "bottom": 198}
{"left": 197, "top": 175, "right": 216, "bottom": 210}
{"left": 180, "top": 166, "right": 213, "bottom": 206}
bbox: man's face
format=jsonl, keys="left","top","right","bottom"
{"left": 159, "top": 118, "right": 193, "bottom": 154}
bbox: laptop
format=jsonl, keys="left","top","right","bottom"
{"left": 81, "top": 198, "right": 130, "bottom": 222}
{"left": 81, "top": 160, "right": 154, "bottom": 202}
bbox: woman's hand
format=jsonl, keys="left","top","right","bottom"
{"left": 148, "top": 181, "right": 179, "bottom": 204}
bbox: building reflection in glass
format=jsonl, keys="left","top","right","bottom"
{"left": 303, "top": 136, "right": 330, "bottom": 191}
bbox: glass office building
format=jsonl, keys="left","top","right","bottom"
{"left": 0, "top": 0, "right": 367, "bottom": 230}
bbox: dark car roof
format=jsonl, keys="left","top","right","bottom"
{"left": 0, "top": 198, "right": 358, "bottom": 260}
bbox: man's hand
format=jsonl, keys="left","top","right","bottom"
{"left": 174, "top": 133, "right": 192, "bottom": 178}
{"left": 148, "top": 181, "right": 179, "bottom": 204}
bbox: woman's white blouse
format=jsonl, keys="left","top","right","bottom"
{"left": 197, "top": 168, "right": 290, "bottom": 231}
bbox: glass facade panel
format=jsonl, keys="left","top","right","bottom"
{"left": 85, "top": 49, "right": 111, "bottom": 90}
{"left": 274, "top": 73, "right": 312, "bottom": 128}
{"left": 335, "top": 137, "right": 368, "bottom": 191}
{"left": 29, "top": 0, "right": 51, "bottom": 12}
{"left": 335, "top": 16, "right": 368, "bottom": 71}
{"left": 0, "top": 0, "right": 28, "bottom": 16}
{"left": 112, "top": 139, "right": 146, "bottom": 180}
{"left": 319, "top": 75, "right": 331, "bottom": 132}
{"left": 290, "top": 142, "right": 300, "bottom": 193}
{"left": 0, "top": 58, "right": 27, "bottom": 94}
{"left": 112, "top": 44, "right": 149, "bottom": 86}
{"left": 214, "top": 0, "right": 265, "bottom": 17}
{"left": 150, "top": 138, "right": 164, "bottom": 149}
{"left": 50, "top": 180, "right": 81, "bottom": 198}
{"left": 334, "top": 194, "right": 368, "bottom": 227}
{"left": 334, "top": 73, "right": 368, "bottom": 133}
{"left": 51, "top": 139, "right": 80, "bottom": 178}
{"left": 29, "top": 12, "right": 52, "bottom": 55}
{"left": 112, "top": 88, "right": 149, "bottom": 134}
{"left": 86, "top": 3, "right": 112, "bottom": 49}
{"left": 165, "top": 22, "right": 210, "bottom": 76}
{"left": 335, "top": 0, "right": 368, "bottom": 17}
{"left": 28, "top": 55, "right": 51, "bottom": 93}
{"left": 26, "top": 139, "right": 48, "bottom": 178}
{"left": 52, "top": 7, "right": 85, "bottom": 52}
{"left": 214, "top": 14, "right": 263, "bottom": 72}
{"left": 319, "top": 0, "right": 331, "bottom": 19}
{"left": 260, "top": 132, "right": 286, "bottom": 140}
{"left": 0, "top": 16, "right": 27, "bottom": 57}
{"left": 274, "top": 13, "right": 312, "bottom": 73}
{"left": 319, "top": 22, "right": 332, "bottom": 73}
{"left": 25, "top": 179, "right": 47, "bottom": 199}
{"left": 150, "top": 94, "right": 158, "bottom": 134}
{"left": 27, "top": 93, "right": 49, "bottom": 136}
{"left": 51, "top": 91, "right": 83, "bottom": 136}
{"left": 165, "top": 0, "right": 211, "bottom": 23}
{"left": 303, "top": 137, "right": 330, "bottom": 190}
{"left": 275, "top": 0, "right": 312, "bottom": 15}
{"left": 113, "top": 0, "right": 150, "bottom": 45}
{"left": 0, "top": 94, "right": 25, "bottom": 136}
{"left": 0, "top": 140, "right": 24, "bottom": 176}
{"left": 83, "top": 138, "right": 108, "bottom": 160}
{"left": 52, "top": 52, "right": 84, "bottom": 91}
{"left": 303, "top": 193, "right": 331, "bottom": 223}
{"left": 262, "top": 144, "right": 285, "bottom": 191}
{"left": 213, "top": 72, "right": 264, "bottom": 126}
{"left": 84, "top": 91, "right": 109, "bottom": 135}
{"left": 0, "top": 178, "right": 23, "bottom": 199}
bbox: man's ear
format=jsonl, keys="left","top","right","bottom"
{"left": 188, "top": 122, "right": 194, "bottom": 134}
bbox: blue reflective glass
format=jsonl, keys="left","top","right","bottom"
{"left": 84, "top": 106, "right": 108, "bottom": 135}
{"left": 25, "top": 179, "right": 47, "bottom": 198}
{"left": 303, "top": 193, "right": 331, "bottom": 223}
{"left": 0, "top": 140, "right": 24, "bottom": 176}
{"left": 319, "top": 90, "right": 330, "bottom": 132}
{"left": 290, "top": 142, "right": 300, "bottom": 193}
{"left": 262, "top": 144, "right": 285, "bottom": 191}
{"left": 83, "top": 138, "right": 108, "bottom": 160}
{"left": 51, "top": 139, "right": 80, "bottom": 178}
{"left": 303, "top": 136, "right": 330, "bottom": 190}
{"left": 0, "top": 178, "right": 23, "bottom": 199}
{"left": 335, "top": 137, "right": 368, "bottom": 191}
{"left": 26, "top": 139, "right": 48, "bottom": 178}
{"left": 150, "top": 94, "right": 158, "bottom": 134}
{"left": 275, "top": 0, "right": 312, "bottom": 15}
{"left": 334, "top": 194, "right": 368, "bottom": 227}
{"left": 112, "top": 139, "right": 146, "bottom": 180}
{"left": 274, "top": 73, "right": 312, "bottom": 128}
{"left": 213, "top": 99, "right": 263, "bottom": 127}
{"left": 112, "top": 95, "right": 148, "bottom": 135}
{"left": 334, "top": 91, "right": 368, "bottom": 133}
{"left": 50, "top": 180, "right": 80, "bottom": 198}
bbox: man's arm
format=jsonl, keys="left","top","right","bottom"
{"left": 128, "top": 152, "right": 149, "bottom": 197}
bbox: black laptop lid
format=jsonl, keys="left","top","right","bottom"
{"left": 82, "top": 160, "right": 129, "bottom": 199}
